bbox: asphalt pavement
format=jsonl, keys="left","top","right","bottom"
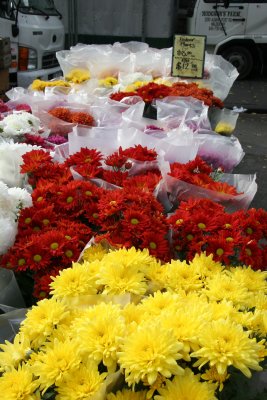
{"left": 224, "top": 77, "right": 267, "bottom": 114}
{"left": 224, "top": 76, "right": 267, "bottom": 210}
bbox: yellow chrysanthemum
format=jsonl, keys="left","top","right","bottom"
{"left": 209, "top": 299, "right": 238, "bottom": 321}
{"left": 81, "top": 243, "right": 109, "bottom": 262}
{"left": 118, "top": 321, "right": 184, "bottom": 386}
{"left": 243, "top": 309, "right": 267, "bottom": 338}
{"left": 228, "top": 266, "right": 267, "bottom": 299}
{"left": 201, "top": 366, "right": 230, "bottom": 392}
{"left": 20, "top": 298, "right": 69, "bottom": 348}
{"left": 55, "top": 360, "right": 107, "bottom": 400}
{"left": 73, "top": 302, "right": 125, "bottom": 371}
{"left": 31, "top": 79, "right": 70, "bottom": 91}
{"left": 143, "top": 259, "right": 167, "bottom": 292}
{"left": 102, "top": 247, "right": 154, "bottom": 270}
{"left": 153, "top": 77, "right": 173, "bottom": 86}
{"left": 215, "top": 121, "right": 234, "bottom": 135}
{"left": 98, "top": 76, "right": 118, "bottom": 87}
{"left": 0, "top": 364, "right": 39, "bottom": 400}
{"left": 96, "top": 247, "right": 153, "bottom": 296}
{"left": 204, "top": 272, "right": 252, "bottom": 309}
{"left": 254, "top": 292, "right": 267, "bottom": 310}
{"left": 159, "top": 297, "right": 212, "bottom": 358}
{"left": 154, "top": 368, "right": 217, "bottom": 400}
{"left": 164, "top": 260, "right": 202, "bottom": 293}
{"left": 140, "top": 291, "right": 181, "bottom": 317}
{"left": 65, "top": 68, "right": 90, "bottom": 83}
{"left": 50, "top": 262, "right": 98, "bottom": 300}
{"left": 107, "top": 389, "right": 147, "bottom": 400}
{"left": 124, "top": 80, "right": 149, "bottom": 92}
{"left": 0, "top": 332, "right": 31, "bottom": 372}
{"left": 189, "top": 252, "right": 224, "bottom": 278}
{"left": 191, "top": 318, "right": 264, "bottom": 377}
{"left": 32, "top": 339, "right": 81, "bottom": 393}
{"left": 122, "top": 303, "right": 146, "bottom": 332}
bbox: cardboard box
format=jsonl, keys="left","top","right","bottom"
{"left": 0, "top": 69, "right": 9, "bottom": 95}
{"left": 0, "top": 53, "right": 11, "bottom": 69}
{"left": 0, "top": 37, "right": 11, "bottom": 56}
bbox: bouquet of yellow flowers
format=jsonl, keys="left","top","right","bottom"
{"left": 0, "top": 247, "right": 266, "bottom": 399}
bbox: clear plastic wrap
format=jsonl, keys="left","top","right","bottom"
{"left": 191, "top": 52, "right": 239, "bottom": 101}
{"left": 209, "top": 107, "right": 239, "bottom": 136}
{"left": 155, "top": 173, "right": 257, "bottom": 213}
{"left": 68, "top": 124, "right": 198, "bottom": 164}
{"left": 196, "top": 132, "right": 245, "bottom": 172}
{"left": 156, "top": 96, "right": 211, "bottom": 132}
{"left": 121, "top": 101, "right": 188, "bottom": 131}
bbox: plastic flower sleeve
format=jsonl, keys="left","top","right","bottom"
{"left": 56, "top": 48, "right": 91, "bottom": 82}
{"left": 0, "top": 307, "right": 27, "bottom": 343}
{"left": 86, "top": 47, "right": 134, "bottom": 79}
{"left": 155, "top": 173, "right": 257, "bottom": 213}
{"left": 209, "top": 107, "right": 239, "bottom": 136}
{"left": 53, "top": 142, "right": 70, "bottom": 163}
{"left": 196, "top": 132, "right": 245, "bottom": 172}
{"left": 68, "top": 126, "right": 120, "bottom": 156}
{"left": 0, "top": 269, "right": 25, "bottom": 309}
{"left": 121, "top": 101, "right": 188, "bottom": 132}
{"left": 156, "top": 96, "right": 211, "bottom": 133}
{"left": 190, "top": 52, "right": 239, "bottom": 101}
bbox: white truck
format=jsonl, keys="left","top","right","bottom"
{"left": 0, "top": 0, "right": 65, "bottom": 87}
{"left": 184, "top": 0, "right": 267, "bottom": 79}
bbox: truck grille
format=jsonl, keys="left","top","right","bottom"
{"left": 42, "top": 52, "right": 59, "bottom": 69}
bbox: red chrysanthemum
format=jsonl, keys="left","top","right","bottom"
{"left": 123, "top": 172, "right": 161, "bottom": 193}
{"left": 208, "top": 181, "right": 240, "bottom": 196}
{"left": 20, "top": 149, "right": 52, "bottom": 174}
{"left": 122, "top": 144, "right": 158, "bottom": 162}
{"left": 64, "top": 147, "right": 103, "bottom": 168}
{"left": 205, "top": 234, "right": 235, "bottom": 264}
{"left": 71, "top": 111, "right": 95, "bottom": 126}
{"left": 101, "top": 170, "right": 128, "bottom": 186}
{"left": 48, "top": 107, "right": 72, "bottom": 122}
{"left": 140, "top": 231, "right": 171, "bottom": 261}
{"left": 32, "top": 267, "right": 61, "bottom": 300}
{"left": 239, "top": 239, "right": 263, "bottom": 269}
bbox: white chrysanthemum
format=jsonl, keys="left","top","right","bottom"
{"left": 0, "top": 111, "right": 41, "bottom": 137}
{"left": 0, "top": 140, "right": 40, "bottom": 187}
{"left": 8, "top": 187, "right": 32, "bottom": 213}
{"left": 0, "top": 181, "right": 11, "bottom": 211}
{"left": 0, "top": 216, "right": 17, "bottom": 254}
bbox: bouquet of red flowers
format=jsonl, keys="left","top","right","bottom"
{"left": 110, "top": 81, "right": 224, "bottom": 108}
{"left": 168, "top": 198, "right": 267, "bottom": 269}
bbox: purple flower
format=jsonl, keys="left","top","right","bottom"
{"left": 47, "top": 135, "right": 68, "bottom": 145}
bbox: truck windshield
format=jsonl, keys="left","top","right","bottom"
{"left": 14, "top": 0, "right": 59, "bottom": 16}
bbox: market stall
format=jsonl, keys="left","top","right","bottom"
{"left": 0, "top": 42, "right": 266, "bottom": 400}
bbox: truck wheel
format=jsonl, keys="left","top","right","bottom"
{"left": 221, "top": 46, "right": 253, "bottom": 79}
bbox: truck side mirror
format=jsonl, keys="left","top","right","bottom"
{"left": 224, "top": 0, "right": 230, "bottom": 8}
{"left": 12, "top": 24, "right": 19, "bottom": 37}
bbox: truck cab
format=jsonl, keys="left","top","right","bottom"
{"left": 0, "top": 0, "right": 65, "bottom": 87}
{"left": 186, "top": 0, "right": 267, "bottom": 79}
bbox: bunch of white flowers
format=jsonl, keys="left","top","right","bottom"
{"left": 0, "top": 181, "right": 32, "bottom": 255}
{"left": 0, "top": 138, "right": 40, "bottom": 187}
{"left": 0, "top": 110, "right": 46, "bottom": 137}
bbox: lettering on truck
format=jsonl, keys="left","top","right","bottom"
{"left": 202, "top": 10, "right": 242, "bottom": 32}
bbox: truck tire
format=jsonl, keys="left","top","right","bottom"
{"left": 221, "top": 46, "right": 253, "bottom": 79}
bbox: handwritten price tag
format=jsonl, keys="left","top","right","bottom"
{"left": 171, "top": 35, "right": 206, "bottom": 78}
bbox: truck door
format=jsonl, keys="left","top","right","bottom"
{"left": 0, "top": 1, "right": 19, "bottom": 81}
{"left": 245, "top": 1, "right": 267, "bottom": 35}
{"left": 193, "top": 1, "right": 248, "bottom": 46}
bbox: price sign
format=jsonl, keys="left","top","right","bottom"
{"left": 171, "top": 35, "right": 206, "bottom": 79}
